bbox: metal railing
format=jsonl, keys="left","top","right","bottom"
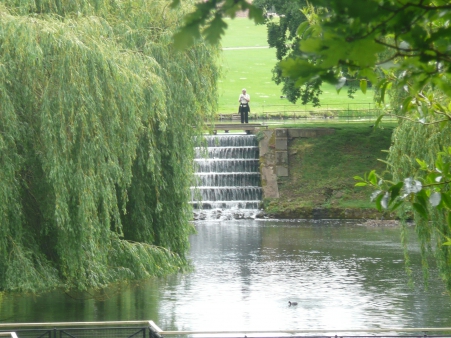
{"left": 0, "top": 320, "right": 156, "bottom": 338}
{"left": 261, "top": 103, "right": 379, "bottom": 115}
{"left": 147, "top": 323, "right": 451, "bottom": 338}
{"left": 0, "top": 333, "right": 18, "bottom": 338}
{"left": 218, "top": 104, "right": 397, "bottom": 124}
{"left": 2, "top": 321, "right": 451, "bottom": 338}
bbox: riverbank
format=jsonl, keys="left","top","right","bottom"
{"left": 260, "top": 122, "right": 397, "bottom": 219}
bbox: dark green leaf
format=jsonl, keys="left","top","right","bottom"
{"left": 173, "top": 24, "right": 201, "bottom": 50}
{"left": 390, "top": 200, "right": 404, "bottom": 211}
{"left": 203, "top": 15, "right": 228, "bottom": 45}
{"left": 360, "top": 79, "right": 367, "bottom": 94}
{"left": 412, "top": 202, "right": 428, "bottom": 219}
{"left": 441, "top": 193, "right": 451, "bottom": 210}
{"left": 247, "top": 4, "right": 265, "bottom": 24}
{"left": 374, "top": 192, "right": 384, "bottom": 212}
{"left": 378, "top": 80, "right": 389, "bottom": 104}
{"left": 368, "top": 170, "right": 378, "bottom": 186}
{"left": 389, "top": 181, "right": 403, "bottom": 205}
{"left": 374, "top": 114, "right": 385, "bottom": 128}
{"left": 170, "top": 0, "right": 180, "bottom": 9}
{"left": 297, "top": 21, "right": 310, "bottom": 36}
{"left": 401, "top": 96, "right": 413, "bottom": 114}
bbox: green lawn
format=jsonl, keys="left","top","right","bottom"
{"left": 221, "top": 18, "right": 268, "bottom": 47}
{"left": 265, "top": 123, "right": 397, "bottom": 212}
{"left": 218, "top": 18, "right": 375, "bottom": 115}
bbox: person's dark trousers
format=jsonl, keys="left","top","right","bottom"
{"left": 241, "top": 111, "right": 249, "bottom": 123}
{"left": 239, "top": 104, "right": 249, "bottom": 123}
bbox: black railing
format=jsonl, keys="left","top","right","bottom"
{"left": 218, "top": 112, "right": 397, "bottom": 124}
{"left": 0, "top": 321, "right": 160, "bottom": 338}
{"left": 1, "top": 327, "right": 150, "bottom": 338}
{"left": 2, "top": 321, "right": 451, "bottom": 338}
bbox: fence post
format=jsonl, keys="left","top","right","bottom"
{"left": 347, "top": 103, "right": 350, "bottom": 123}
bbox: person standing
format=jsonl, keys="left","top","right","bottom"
{"left": 238, "top": 88, "right": 250, "bottom": 124}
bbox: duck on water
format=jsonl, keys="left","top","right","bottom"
{"left": 288, "top": 301, "right": 298, "bottom": 306}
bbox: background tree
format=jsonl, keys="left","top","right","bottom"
{"left": 0, "top": 0, "right": 219, "bottom": 293}
{"left": 253, "top": 0, "right": 315, "bottom": 104}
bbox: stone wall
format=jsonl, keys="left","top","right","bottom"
{"left": 259, "top": 128, "right": 335, "bottom": 199}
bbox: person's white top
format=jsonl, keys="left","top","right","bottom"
{"left": 239, "top": 93, "right": 250, "bottom": 104}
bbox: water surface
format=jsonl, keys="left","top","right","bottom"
{"left": 2, "top": 219, "right": 451, "bottom": 334}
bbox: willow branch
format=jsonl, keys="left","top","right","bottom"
{"left": 422, "top": 180, "right": 451, "bottom": 188}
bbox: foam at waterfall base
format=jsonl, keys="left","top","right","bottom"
{"left": 193, "top": 206, "right": 262, "bottom": 221}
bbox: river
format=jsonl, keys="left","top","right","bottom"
{"left": 1, "top": 219, "right": 451, "bottom": 334}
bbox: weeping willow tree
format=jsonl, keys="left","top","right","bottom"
{"left": 384, "top": 111, "right": 451, "bottom": 290}
{"left": 0, "top": 0, "right": 219, "bottom": 293}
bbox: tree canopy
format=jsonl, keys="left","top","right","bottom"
{"left": 253, "top": 0, "right": 312, "bottom": 104}
{"left": 174, "top": 0, "right": 451, "bottom": 292}
{"left": 0, "top": 0, "right": 219, "bottom": 293}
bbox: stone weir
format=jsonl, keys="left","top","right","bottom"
{"left": 259, "top": 128, "right": 335, "bottom": 199}
{"left": 258, "top": 128, "right": 396, "bottom": 220}
{"left": 192, "top": 134, "right": 262, "bottom": 220}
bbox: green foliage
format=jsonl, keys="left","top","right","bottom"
{"left": 253, "top": 0, "right": 311, "bottom": 103}
{"left": 0, "top": 0, "right": 219, "bottom": 292}
{"left": 218, "top": 19, "right": 374, "bottom": 115}
{"left": 172, "top": 0, "right": 264, "bottom": 49}
{"left": 355, "top": 121, "right": 451, "bottom": 288}
{"left": 174, "top": 0, "right": 451, "bottom": 292}
{"left": 164, "top": 0, "right": 451, "bottom": 302}
{"left": 276, "top": 124, "right": 395, "bottom": 210}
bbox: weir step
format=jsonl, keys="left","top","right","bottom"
{"left": 191, "top": 135, "right": 262, "bottom": 218}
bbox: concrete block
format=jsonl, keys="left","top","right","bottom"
{"left": 276, "top": 128, "right": 288, "bottom": 137}
{"left": 276, "top": 151, "right": 288, "bottom": 165}
{"left": 275, "top": 139, "right": 287, "bottom": 150}
{"left": 287, "top": 129, "right": 302, "bottom": 138}
{"left": 277, "top": 166, "right": 289, "bottom": 177}
{"left": 317, "top": 128, "right": 335, "bottom": 136}
{"left": 261, "top": 167, "right": 279, "bottom": 198}
{"left": 259, "top": 130, "right": 275, "bottom": 156}
{"left": 264, "top": 152, "right": 276, "bottom": 166}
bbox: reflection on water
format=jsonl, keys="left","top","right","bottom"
{"left": 2, "top": 219, "right": 451, "bottom": 333}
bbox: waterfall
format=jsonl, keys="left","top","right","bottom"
{"left": 192, "top": 134, "right": 262, "bottom": 220}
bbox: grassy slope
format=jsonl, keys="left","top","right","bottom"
{"left": 218, "top": 18, "right": 374, "bottom": 115}
{"left": 263, "top": 122, "right": 396, "bottom": 216}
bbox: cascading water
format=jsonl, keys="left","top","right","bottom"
{"left": 192, "top": 134, "right": 262, "bottom": 220}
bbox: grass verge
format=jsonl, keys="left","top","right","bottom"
{"left": 263, "top": 122, "right": 396, "bottom": 217}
